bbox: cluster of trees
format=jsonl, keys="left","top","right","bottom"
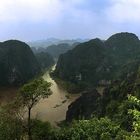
{"left": 1, "top": 91, "right": 140, "bottom": 139}
{"left": 0, "top": 78, "right": 51, "bottom": 140}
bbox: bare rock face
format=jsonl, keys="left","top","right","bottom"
{"left": 66, "top": 89, "right": 101, "bottom": 122}
{"left": 0, "top": 40, "right": 41, "bottom": 86}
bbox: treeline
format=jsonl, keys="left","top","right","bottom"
{"left": 1, "top": 94, "right": 140, "bottom": 139}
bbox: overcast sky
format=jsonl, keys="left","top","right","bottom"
{"left": 0, "top": 0, "right": 140, "bottom": 41}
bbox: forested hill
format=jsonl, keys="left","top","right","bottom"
{"left": 54, "top": 32, "right": 140, "bottom": 91}
{"left": 65, "top": 32, "right": 140, "bottom": 125}
{"left": 45, "top": 43, "right": 77, "bottom": 59}
{"left": 66, "top": 54, "right": 140, "bottom": 124}
{"left": 0, "top": 40, "right": 41, "bottom": 86}
{"left": 35, "top": 52, "right": 55, "bottom": 70}
{"left": 32, "top": 43, "right": 79, "bottom": 59}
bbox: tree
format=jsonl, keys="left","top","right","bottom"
{"left": 19, "top": 78, "right": 51, "bottom": 140}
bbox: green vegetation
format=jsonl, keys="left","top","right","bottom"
{"left": 0, "top": 101, "right": 24, "bottom": 140}
{"left": 0, "top": 78, "right": 52, "bottom": 140}
{"left": 45, "top": 43, "right": 75, "bottom": 59}
{"left": 66, "top": 64, "right": 140, "bottom": 121}
{"left": 54, "top": 33, "right": 140, "bottom": 92}
{"left": 1, "top": 95, "right": 140, "bottom": 140}
{"left": 31, "top": 43, "right": 78, "bottom": 59}
{"left": 0, "top": 40, "right": 41, "bottom": 86}
{"left": 1, "top": 74, "right": 140, "bottom": 140}
{"left": 55, "top": 118, "right": 129, "bottom": 140}
{"left": 2, "top": 33, "right": 140, "bottom": 139}
{"left": 19, "top": 78, "right": 52, "bottom": 140}
{"left": 35, "top": 52, "right": 55, "bottom": 70}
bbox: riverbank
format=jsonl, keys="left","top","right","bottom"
{"left": 31, "top": 67, "right": 80, "bottom": 126}
{"left": 0, "top": 66, "right": 81, "bottom": 126}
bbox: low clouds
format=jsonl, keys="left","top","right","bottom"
{"left": 0, "top": 0, "right": 63, "bottom": 22}
{"left": 0, "top": 0, "right": 140, "bottom": 41}
{"left": 107, "top": 0, "right": 140, "bottom": 23}
{"left": 0, "top": 0, "right": 91, "bottom": 22}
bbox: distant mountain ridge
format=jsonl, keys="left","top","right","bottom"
{"left": 32, "top": 42, "right": 80, "bottom": 59}
{"left": 27, "top": 38, "right": 89, "bottom": 48}
{"left": 35, "top": 52, "right": 55, "bottom": 70}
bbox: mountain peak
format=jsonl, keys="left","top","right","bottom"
{"left": 107, "top": 32, "right": 139, "bottom": 42}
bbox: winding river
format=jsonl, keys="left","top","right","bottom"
{"left": 31, "top": 66, "right": 80, "bottom": 126}
{"left": 0, "top": 66, "right": 80, "bottom": 126}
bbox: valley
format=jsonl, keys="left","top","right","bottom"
{"left": 1, "top": 32, "right": 140, "bottom": 139}
{"left": 0, "top": 66, "right": 80, "bottom": 126}
{"left": 1, "top": 0, "right": 140, "bottom": 139}
{"left": 32, "top": 66, "right": 80, "bottom": 125}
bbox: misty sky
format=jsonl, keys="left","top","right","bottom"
{"left": 0, "top": 0, "right": 140, "bottom": 41}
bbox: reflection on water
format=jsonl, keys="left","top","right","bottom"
{"left": 32, "top": 66, "right": 80, "bottom": 126}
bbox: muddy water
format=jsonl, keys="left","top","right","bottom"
{"left": 0, "top": 67, "right": 80, "bottom": 126}
{"left": 0, "top": 87, "right": 18, "bottom": 106}
{"left": 32, "top": 67, "right": 80, "bottom": 126}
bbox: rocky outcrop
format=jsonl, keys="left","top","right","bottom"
{"left": 0, "top": 40, "right": 41, "bottom": 86}
{"left": 66, "top": 89, "right": 101, "bottom": 122}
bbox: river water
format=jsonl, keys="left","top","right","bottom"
{"left": 31, "top": 67, "right": 80, "bottom": 126}
{"left": 0, "top": 67, "right": 80, "bottom": 126}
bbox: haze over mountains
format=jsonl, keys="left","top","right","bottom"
{"left": 29, "top": 38, "right": 88, "bottom": 60}
{"left": 2, "top": 32, "right": 140, "bottom": 139}
{"left": 28, "top": 38, "right": 88, "bottom": 48}
{"left": 2, "top": 0, "right": 140, "bottom": 139}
